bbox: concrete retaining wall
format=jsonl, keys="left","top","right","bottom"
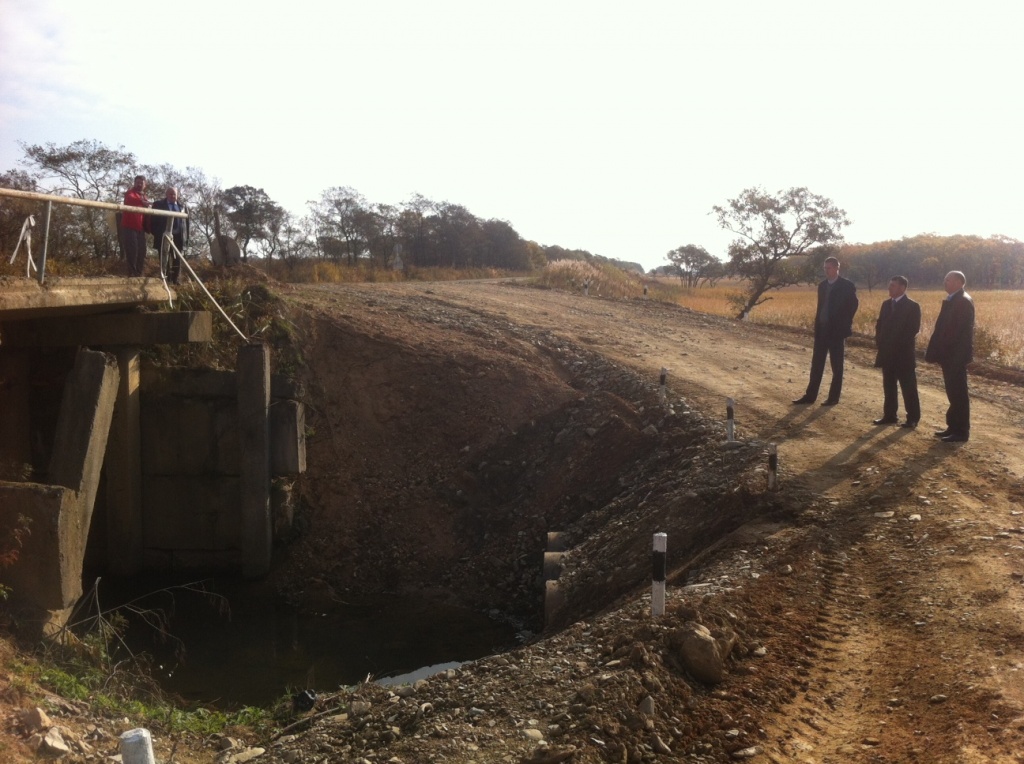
{"left": 133, "top": 363, "right": 304, "bottom": 573}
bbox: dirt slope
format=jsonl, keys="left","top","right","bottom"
{"left": 271, "top": 279, "right": 1024, "bottom": 763}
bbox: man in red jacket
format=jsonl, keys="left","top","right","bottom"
{"left": 122, "top": 175, "right": 150, "bottom": 276}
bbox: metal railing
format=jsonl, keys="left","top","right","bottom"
{"left": 1, "top": 187, "right": 187, "bottom": 284}
{"left": 0, "top": 187, "right": 247, "bottom": 341}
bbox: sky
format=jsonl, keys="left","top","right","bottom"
{"left": 1, "top": 0, "right": 1022, "bottom": 272}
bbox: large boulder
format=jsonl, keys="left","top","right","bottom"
{"left": 672, "top": 622, "right": 726, "bottom": 684}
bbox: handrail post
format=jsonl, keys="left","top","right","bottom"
{"left": 39, "top": 200, "right": 52, "bottom": 284}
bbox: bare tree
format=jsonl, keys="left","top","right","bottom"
{"left": 714, "top": 187, "right": 850, "bottom": 318}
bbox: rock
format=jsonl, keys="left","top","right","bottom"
{"left": 731, "top": 747, "right": 760, "bottom": 759}
{"left": 651, "top": 732, "right": 672, "bottom": 754}
{"left": 641, "top": 672, "right": 663, "bottom": 693}
{"left": 223, "top": 747, "right": 266, "bottom": 763}
{"left": 929, "top": 694, "right": 948, "bottom": 704}
{"left": 37, "top": 727, "right": 71, "bottom": 758}
{"left": 19, "top": 707, "right": 54, "bottom": 733}
{"left": 711, "top": 626, "right": 739, "bottom": 661}
{"left": 673, "top": 622, "right": 725, "bottom": 684}
{"left": 642, "top": 425, "right": 658, "bottom": 436}
{"left": 638, "top": 695, "right": 655, "bottom": 717}
{"left": 350, "top": 700, "right": 372, "bottom": 716}
{"left": 524, "top": 728, "right": 546, "bottom": 741}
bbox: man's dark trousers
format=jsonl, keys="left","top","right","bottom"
{"left": 881, "top": 365, "right": 920, "bottom": 422}
{"left": 941, "top": 362, "right": 970, "bottom": 436}
{"left": 806, "top": 334, "right": 846, "bottom": 402}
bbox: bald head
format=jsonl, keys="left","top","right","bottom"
{"left": 943, "top": 271, "right": 966, "bottom": 295}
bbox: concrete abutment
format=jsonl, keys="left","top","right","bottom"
{"left": 0, "top": 281, "right": 305, "bottom": 635}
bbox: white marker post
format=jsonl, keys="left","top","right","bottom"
{"left": 583, "top": 279, "right": 590, "bottom": 296}
{"left": 652, "top": 533, "right": 667, "bottom": 617}
{"left": 726, "top": 397, "right": 735, "bottom": 442}
{"left": 767, "top": 443, "right": 778, "bottom": 490}
{"left": 659, "top": 367, "right": 667, "bottom": 405}
{"left": 120, "top": 729, "right": 156, "bottom": 764}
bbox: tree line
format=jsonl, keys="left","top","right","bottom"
{"left": 838, "top": 234, "right": 1024, "bottom": 292}
{"left": 0, "top": 139, "right": 624, "bottom": 274}
{"left": 4, "top": 145, "right": 1021, "bottom": 299}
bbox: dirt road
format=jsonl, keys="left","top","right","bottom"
{"left": 285, "top": 278, "right": 1024, "bottom": 763}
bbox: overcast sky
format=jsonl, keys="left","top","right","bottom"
{"left": 1, "top": 0, "right": 1021, "bottom": 271}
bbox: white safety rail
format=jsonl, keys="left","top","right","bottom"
{"left": 161, "top": 236, "right": 248, "bottom": 341}
{"left": 0, "top": 187, "right": 247, "bottom": 341}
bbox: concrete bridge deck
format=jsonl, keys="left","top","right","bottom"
{"left": 0, "top": 276, "right": 172, "bottom": 320}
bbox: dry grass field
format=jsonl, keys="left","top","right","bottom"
{"left": 667, "top": 282, "right": 1024, "bottom": 369}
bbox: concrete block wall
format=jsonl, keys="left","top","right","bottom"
{"left": 136, "top": 365, "right": 304, "bottom": 572}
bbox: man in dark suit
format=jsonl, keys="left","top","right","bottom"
{"left": 872, "top": 275, "right": 921, "bottom": 428}
{"left": 925, "top": 270, "right": 975, "bottom": 443}
{"left": 793, "top": 256, "right": 859, "bottom": 406}
{"left": 150, "top": 186, "right": 189, "bottom": 284}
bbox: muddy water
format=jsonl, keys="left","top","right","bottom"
{"left": 99, "top": 578, "right": 517, "bottom": 708}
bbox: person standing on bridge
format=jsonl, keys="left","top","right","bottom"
{"left": 793, "top": 256, "right": 859, "bottom": 406}
{"left": 872, "top": 275, "right": 921, "bottom": 428}
{"left": 121, "top": 175, "right": 150, "bottom": 277}
{"left": 151, "top": 186, "right": 188, "bottom": 284}
{"left": 926, "top": 270, "right": 975, "bottom": 443}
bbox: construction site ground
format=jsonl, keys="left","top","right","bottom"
{"left": 4, "top": 276, "right": 1024, "bottom": 764}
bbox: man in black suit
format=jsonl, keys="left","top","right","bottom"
{"left": 793, "top": 256, "right": 859, "bottom": 406}
{"left": 872, "top": 275, "right": 921, "bottom": 428}
{"left": 151, "top": 186, "right": 189, "bottom": 284}
{"left": 925, "top": 270, "right": 975, "bottom": 443}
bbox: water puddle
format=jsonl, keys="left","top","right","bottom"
{"left": 94, "top": 577, "right": 517, "bottom": 708}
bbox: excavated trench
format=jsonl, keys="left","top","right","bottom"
{"left": 87, "top": 299, "right": 787, "bottom": 709}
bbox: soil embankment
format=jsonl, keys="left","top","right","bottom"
{"left": 266, "top": 280, "right": 1024, "bottom": 763}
